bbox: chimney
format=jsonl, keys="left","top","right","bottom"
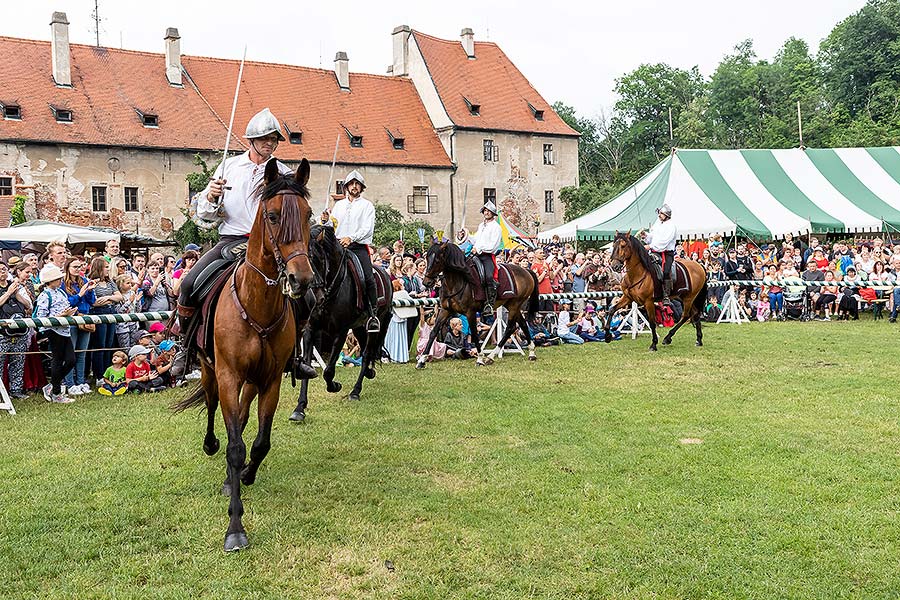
{"left": 392, "top": 25, "right": 410, "bottom": 76}
{"left": 50, "top": 12, "right": 71, "bottom": 86}
{"left": 334, "top": 51, "right": 349, "bottom": 91}
{"left": 164, "top": 27, "right": 182, "bottom": 86}
{"left": 460, "top": 28, "right": 475, "bottom": 59}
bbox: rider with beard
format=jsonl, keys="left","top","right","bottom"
{"left": 473, "top": 202, "right": 502, "bottom": 316}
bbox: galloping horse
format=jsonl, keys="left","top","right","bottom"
{"left": 603, "top": 231, "right": 707, "bottom": 351}
{"left": 176, "top": 159, "right": 314, "bottom": 551}
{"left": 288, "top": 224, "right": 392, "bottom": 422}
{"left": 418, "top": 241, "right": 539, "bottom": 367}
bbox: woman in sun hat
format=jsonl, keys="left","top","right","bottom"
{"left": 34, "top": 264, "right": 77, "bottom": 403}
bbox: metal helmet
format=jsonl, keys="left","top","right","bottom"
{"left": 482, "top": 201, "right": 498, "bottom": 216}
{"left": 343, "top": 170, "right": 366, "bottom": 190}
{"left": 244, "top": 108, "right": 285, "bottom": 141}
{"left": 657, "top": 203, "right": 672, "bottom": 217}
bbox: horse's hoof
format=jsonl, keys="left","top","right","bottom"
{"left": 326, "top": 381, "right": 342, "bottom": 393}
{"left": 649, "top": 346, "right": 657, "bottom": 352}
{"left": 241, "top": 468, "right": 256, "bottom": 486}
{"left": 203, "top": 438, "right": 220, "bottom": 456}
{"left": 662, "top": 338, "right": 672, "bottom": 346}
{"left": 221, "top": 482, "right": 232, "bottom": 496}
{"left": 224, "top": 531, "right": 249, "bottom": 552}
{"left": 696, "top": 341, "right": 703, "bottom": 347}
{"left": 289, "top": 410, "right": 306, "bottom": 423}
{"left": 528, "top": 355, "right": 537, "bottom": 362}
{"left": 476, "top": 360, "right": 485, "bottom": 367}
{"left": 364, "top": 368, "right": 376, "bottom": 380}
{"left": 484, "top": 357, "right": 494, "bottom": 365}
{"left": 349, "top": 392, "right": 360, "bottom": 401}
{"left": 604, "top": 336, "right": 612, "bottom": 344}
{"left": 415, "top": 362, "right": 426, "bottom": 370}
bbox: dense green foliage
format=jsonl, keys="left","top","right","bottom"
{"left": 176, "top": 153, "right": 225, "bottom": 248}
{"left": 2, "top": 321, "right": 898, "bottom": 598}
{"left": 372, "top": 203, "right": 434, "bottom": 251}
{"left": 9, "top": 195, "right": 27, "bottom": 225}
{"left": 557, "top": 0, "right": 900, "bottom": 220}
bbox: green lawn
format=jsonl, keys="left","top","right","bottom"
{"left": 2, "top": 320, "right": 899, "bottom": 599}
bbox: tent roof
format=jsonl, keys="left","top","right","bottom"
{"left": 539, "top": 147, "right": 900, "bottom": 242}
{"left": 2, "top": 221, "right": 119, "bottom": 244}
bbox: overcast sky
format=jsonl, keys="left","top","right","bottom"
{"left": 4, "top": 0, "right": 866, "bottom": 117}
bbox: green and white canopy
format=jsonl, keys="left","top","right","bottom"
{"left": 540, "top": 147, "right": 900, "bottom": 242}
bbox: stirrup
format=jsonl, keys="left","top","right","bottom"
{"left": 366, "top": 316, "right": 381, "bottom": 333}
{"left": 482, "top": 302, "right": 494, "bottom": 316}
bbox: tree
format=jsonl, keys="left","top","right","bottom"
{"left": 176, "top": 153, "right": 221, "bottom": 248}
{"left": 9, "top": 195, "right": 27, "bottom": 226}
{"left": 371, "top": 204, "right": 434, "bottom": 251}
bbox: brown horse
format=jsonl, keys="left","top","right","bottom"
{"left": 176, "top": 158, "right": 314, "bottom": 551}
{"left": 417, "top": 241, "right": 540, "bottom": 367}
{"left": 602, "top": 231, "right": 707, "bottom": 351}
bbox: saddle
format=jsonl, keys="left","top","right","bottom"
{"left": 187, "top": 238, "right": 248, "bottom": 308}
{"left": 651, "top": 255, "right": 690, "bottom": 301}
{"left": 468, "top": 258, "right": 517, "bottom": 302}
{"left": 346, "top": 252, "right": 389, "bottom": 312}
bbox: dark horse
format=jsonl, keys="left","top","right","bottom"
{"left": 417, "top": 241, "right": 539, "bottom": 367}
{"left": 175, "top": 159, "right": 315, "bottom": 551}
{"left": 603, "top": 231, "right": 707, "bottom": 351}
{"left": 288, "top": 224, "right": 392, "bottom": 422}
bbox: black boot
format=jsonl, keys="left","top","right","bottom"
{"left": 662, "top": 279, "right": 673, "bottom": 306}
{"left": 483, "top": 281, "right": 497, "bottom": 316}
{"left": 365, "top": 279, "right": 380, "bottom": 333}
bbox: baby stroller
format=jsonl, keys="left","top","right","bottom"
{"left": 783, "top": 282, "right": 809, "bottom": 321}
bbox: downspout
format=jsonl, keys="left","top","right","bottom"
{"left": 449, "top": 128, "right": 457, "bottom": 235}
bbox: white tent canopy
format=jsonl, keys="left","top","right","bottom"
{"left": 0, "top": 221, "right": 120, "bottom": 244}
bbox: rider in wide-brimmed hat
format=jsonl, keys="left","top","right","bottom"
{"left": 473, "top": 201, "right": 502, "bottom": 315}
{"left": 645, "top": 203, "right": 677, "bottom": 305}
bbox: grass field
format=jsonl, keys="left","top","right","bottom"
{"left": 2, "top": 320, "right": 899, "bottom": 599}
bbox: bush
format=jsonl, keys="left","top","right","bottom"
{"left": 9, "top": 195, "right": 27, "bottom": 226}
{"left": 372, "top": 204, "right": 434, "bottom": 251}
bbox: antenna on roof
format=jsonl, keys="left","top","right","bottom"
{"left": 91, "top": 0, "right": 101, "bottom": 46}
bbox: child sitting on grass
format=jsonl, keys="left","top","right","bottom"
{"left": 98, "top": 350, "right": 128, "bottom": 396}
{"left": 150, "top": 339, "right": 176, "bottom": 387}
{"left": 338, "top": 331, "right": 362, "bottom": 367}
{"left": 126, "top": 345, "right": 156, "bottom": 394}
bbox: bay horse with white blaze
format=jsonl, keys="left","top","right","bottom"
{"left": 418, "top": 241, "right": 540, "bottom": 367}
{"left": 175, "top": 158, "right": 315, "bottom": 552}
{"left": 603, "top": 231, "right": 707, "bottom": 351}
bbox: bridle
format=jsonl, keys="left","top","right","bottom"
{"left": 424, "top": 246, "right": 467, "bottom": 302}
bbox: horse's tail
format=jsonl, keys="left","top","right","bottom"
{"left": 527, "top": 270, "right": 540, "bottom": 321}
{"left": 171, "top": 384, "right": 205, "bottom": 413}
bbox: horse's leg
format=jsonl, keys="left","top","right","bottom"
{"left": 693, "top": 304, "right": 704, "bottom": 347}
{"left": 290, "top": 329, "right": 316, "bottom": 422}
{"left": 238, "top": 383, "right": 258, "bottom": 434}
{"left": 218, "top": 369, "right": 249, "bottom": 552}
{"left": 485, "top": 304, "right": 516, "bottom": 364}
{"left": 201, "top": 360, "right": 220, "bottom": 456}
{"left": 415, "top": 308, "right": 449, "bottom": 369}
{"left": 662, "top": 300, "right": 693, "bottom": 345}
{"left": 644, "top": 299, "right": 659, "bottom": 352}
{"left": 603, "top": 296, "right": 631, "bottom": 342}
{"left": 323, "top": 333, "right": 346, "bottom": 394}
{"left": 241, "top": 378, "right": 279, "bottom": 486}
{"left": 468, "top": 310, "right": 487, "bottom": 366}
{"left": 517, "top": 311, "right": 537, "bottom": 361}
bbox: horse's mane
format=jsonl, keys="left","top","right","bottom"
{"left": 256, "top": 173, "right": 310, "bottom": 244}
{"left": 441, "top": 243, "right": 471, "bottom": 275}
{"left": 626, "top": 234, "right": 657, "bottom": 274}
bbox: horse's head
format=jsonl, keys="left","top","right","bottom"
{"left": 422, "top": 240, "right": 447, "bottom": 288}
{"left": 609, "top": 229, "right": 633, "bottom": 273}
{"left": 255, "top": 158, "right": 314, "bottom": 298}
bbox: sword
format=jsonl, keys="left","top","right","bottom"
{"left": 219, "top": 45, "right": 247, "bottom": 204}
{"left": 323, "top": 133, "right": 341, "bottom": 216}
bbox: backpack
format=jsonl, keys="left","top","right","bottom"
{"left": 32, "top": 289, "right": 53, "bottom": 319}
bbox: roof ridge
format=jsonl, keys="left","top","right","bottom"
{"left": 184, "top": 53, "right": 412, "bottom": 82}
{"left": 411, "top": 29, "right": 499, "bottom": 48}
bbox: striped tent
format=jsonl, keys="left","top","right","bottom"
{"left": 539, "top": 147, "right": 900, "bottom": 242}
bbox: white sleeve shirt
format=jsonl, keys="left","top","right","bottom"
{"left": 473, "top": 219, "right": 502, "bottom": 254}
{"left": 646, "top": 218, "right": 677, "bottom": 252}
{"left": 332, "top": 196, "right": 375, "bottom": 246}
{"left": 197, "top": 152, "right": 292, "bottom": 236}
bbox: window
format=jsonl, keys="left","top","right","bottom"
{"left": 343, "top": 125, "right": 363, "bottom": 148}
{"left": 544, "top": 190, "right": 554, "bottom": 213}
{"left": 386, "top": 128, "right": 405, "bottom": 150}
{"left": 92, "top": 186, "right": 107, "bottom": 212}
{"left": 463, "top": 96, "right": 480, "bottom": 116}
{"left": 543, "top": 143, "right": 554, "bottom": 165}
{"left": 528, "top": 101, "right": 544, "bottom": 121}
{"left": 136, "top": 109, "right": 158, "bottom": 127}
{"left": 335, "top": 180, "right": 344, "bottom": 195}
{"left": 407, "top": 186, "right": 434, "bottom": 214}
{"left": 51, "top": 106, "right": 72, "bottom": 122}
{"left": 283, "top": 122, "right": 302, "bottom": 144}
{"left": 483, "top": 139, "right": 498, "bottom": 162}
{"left": 0, "top": 177, "right": 12, "bottom": 196}
{"left": 2, "top": 103, "right": 20, "bottom": 120}
{"left": 124, "top": 187, "right": 139, "bottom": 212}
{"left": 483, "top": 188, "right": 496, "bottom": 206}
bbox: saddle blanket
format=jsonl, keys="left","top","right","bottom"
{"left": 469, "top": 259, "right": 517, "bottom": 301}
{"left": 347, "top": 255, "right": 389, "bottom": 312}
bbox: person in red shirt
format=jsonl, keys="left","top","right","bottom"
{"left": 126, "top": 345, "right": 155, "bottom": 393}
{"left": 532, "top": 249, "right": 553, "bottom": 312}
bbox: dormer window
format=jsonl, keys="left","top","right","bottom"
{"left": 135, "top": 109, "right": 159, "bottom": 128}
{"left": 386, "top": 128, "right": 405, "bottom": 150}
{"left": 283, "top": 122, "right": 303, "bottom": 144}
{"left": 463, "top": 96, "right": 480, "bottom": 116}
{"left": 342, "top": 125, "right": 363, "bottom": 148}
{"left": 528, "top": 101, "right": 544, "bottom": 121}
{"left": 1, "top": 103, "right": 21, "bottom": 120}
{"left": 51, "top": 105, "right": 72, "bottom": 123}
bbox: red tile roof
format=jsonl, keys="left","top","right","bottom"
{"left": 182, "top": 56, "right": 452, "bottom": 167}
{"left": 412, "top": 31, "right": 579, "bottom": 137}
{"left": 0, "top": 37, "right": 231, "bottom": 151}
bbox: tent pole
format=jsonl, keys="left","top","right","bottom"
{"left": 797, "top": 101, "right": 805, "bottom": 149}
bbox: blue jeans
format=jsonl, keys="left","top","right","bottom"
{"left": 559, "top": 329, "right": 584, "bottom": 344}
{"left": 90, "top": 306, "right": 117, "bottom": 381}
{"left": 769, "top": 292, "right": 784, "bottom": 313}
{"left": 64, "top": 326, "right": 92, "bottom": 387}
{"left": 892, "top": 288, "right": 900, "bottom": 319}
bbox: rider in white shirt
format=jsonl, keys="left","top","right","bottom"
{"left": 644, "top": 203, "right": 677, "bottom": 305}
{"left": 326, "top": 170, "right": 380, "bottom": 332}
{"left": 473, "top": 202, "right": 502, "bottom": 315}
